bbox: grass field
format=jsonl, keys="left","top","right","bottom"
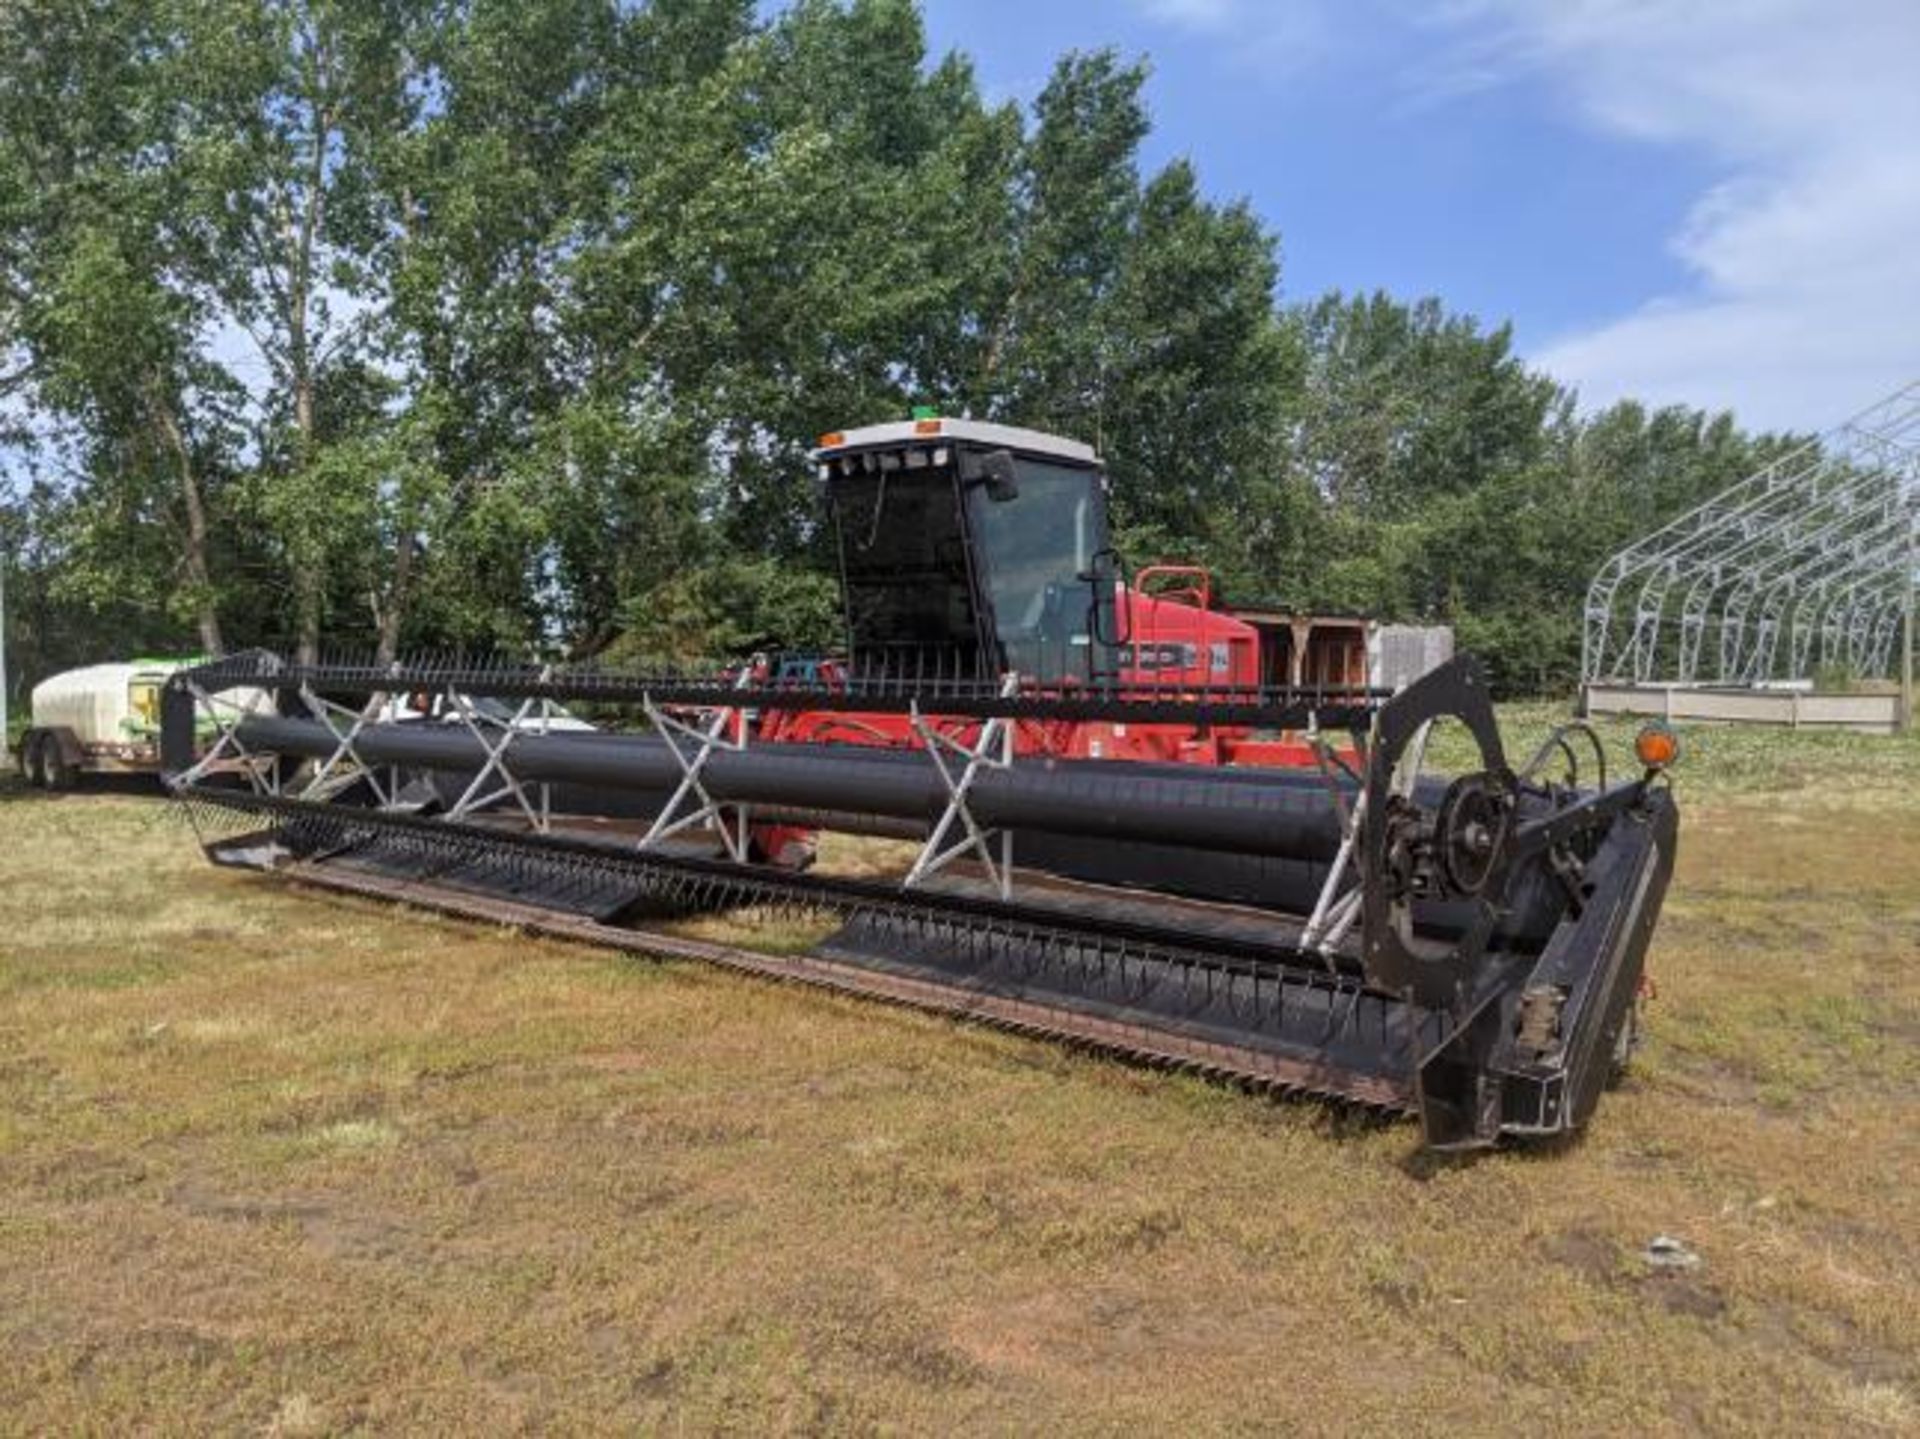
{"left": 2, "top": 712, "right": 1917, "bottom": 1434}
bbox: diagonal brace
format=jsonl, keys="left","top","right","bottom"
{"left": 445, "top": 689, "right": 546, "bottom": 831}
{"left": 637, "top": 670, "right": 754, "bottom": 862}
{"left": 904, "top": 674, "right": 1019, "bottom": 899}
{"left": 296, "top": 685, "right": 394, "bottom": 806}
{"left": 173, "top": 682, "right": 278, "bottom": 794}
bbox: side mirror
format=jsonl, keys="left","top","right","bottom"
{"left": 961, "top": 448, "right": 1020, "bottom": 502}
{"left": 1083, "top": 546, "right": 1133, "bottom": 659}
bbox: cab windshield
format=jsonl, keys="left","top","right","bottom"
{"left": 831, "top": 463, "right": 990, "bottom": 676}
{"left": 965, "top": 457, "right": 1110, "bottom": 680}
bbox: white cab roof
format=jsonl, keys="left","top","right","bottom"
{"left": 816, "top": 418, "right": 1099, "bottom": 466}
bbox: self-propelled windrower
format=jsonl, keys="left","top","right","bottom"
{"left": 163, "top": 417, "right": 1679, "bottom": 1149}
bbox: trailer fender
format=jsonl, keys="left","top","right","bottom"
{"left": 45, "top": 726, "right": 86, "bottom": 768}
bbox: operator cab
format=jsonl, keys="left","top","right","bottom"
{"left": 815, "top": 418, "right": 1123, "bottom": 683}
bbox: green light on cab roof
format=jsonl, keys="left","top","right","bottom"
{"left": 909, "top": 405, "right": 940, "bottom": 421}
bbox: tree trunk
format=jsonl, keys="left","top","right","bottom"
{"left": 288, "top": 219, "right": 318, "bottom": 668}
{"left": 374, "top": 533, "right": 414, "bottom": 666}
{"left": 150, "top": 391, "right": 225, "bottom": 655}
{"left": 282, "top": 78, "right": 332, "bottom": 668}
{"left": 294, "top": 565, "right": 321, "bottom": 666}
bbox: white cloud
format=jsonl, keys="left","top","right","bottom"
{"left": 1127, "top": 0, "right": 1335, "bottom": 74}
{"left": 1129, "top": 0, "right": 1919, "bottom": 430}
{"left": 1417, "top": 0, "right": 1920, "bottom": 430}
{"left": 1134, "top": 0, "right": 1240, "bottom": 28}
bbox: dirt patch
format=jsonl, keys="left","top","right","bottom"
{"left": 579, "top": 1049, "right": 654, "bottom": 1073}
{"left": 628, "top": 1356, "right": 679, "bottom": 1400}
{"left": 1746, "top": 1302, "right": 1918, "bottom": 1389}
{"left": 29, "top": 1147, "right": 150, "bottom": 1203}
{"left": 300, "top": 1211, "right": 419, "bottom": 1264}
{"left": 170, "top": 1180, "right": 330, "bottom": 1227}
{"left": 1542, "top": 1227, "right": 1726, "bottom": 1318}
{"left": 1641, "top": 1271, "right": 1728, "bottom": 1320}
{"left": 1541, "top": 1227, "right": 1621, "bottom": 1286}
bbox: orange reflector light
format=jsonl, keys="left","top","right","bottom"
{"left": 913, "top": 418, "right": 943, "bottom": 436}
{"left": 1634, "top": 722, "right": 1680, "bottom": 771}
{"left": 817, "top": 431, "right": 845, "bottom": 449}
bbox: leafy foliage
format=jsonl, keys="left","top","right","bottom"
{"left": 0, "top": 0, "right": 1795, "bottom": 703}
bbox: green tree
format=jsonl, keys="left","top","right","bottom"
{"left": 0, "top": 0, "right": 239, "bottom": 652}
{"left": 1100, "top": 161, "right": 1291, "bottom": 557}
{"left": 985, "top": 50, "right": 1147, "bottom": 439}
{"left": 0, "top": 0, "right": 1802, "bottom": 699}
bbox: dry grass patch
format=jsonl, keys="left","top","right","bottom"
{"left": 2, "top": 715, "right": 1917, "bottom": 1432}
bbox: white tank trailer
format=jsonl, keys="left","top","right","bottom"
{"left": 18, "top": 659, "right": 265, "bottom": 789}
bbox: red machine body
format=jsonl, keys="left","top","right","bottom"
{"left": 759, "top": 582, "right": 1321, "bottom": 765}
{"left": 742, "top": 417, "right": 1370, "bottom": 864}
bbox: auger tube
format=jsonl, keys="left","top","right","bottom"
{"left": 234, "top": 715, "right": 1352, "bottom": 863}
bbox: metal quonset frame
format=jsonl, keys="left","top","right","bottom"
{"left": 1582, "top": 381, "right": 1920, "bottom": 691}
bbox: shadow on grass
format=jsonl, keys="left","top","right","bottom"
{"left": 1397, "top": 1126, "right": 1588, "bottom": 1181}
{"left": 1300, "top": 1095, "right": 1407, "bottom": 1146}
{"left": 0, "top": 772, "right": 168, "bottom": 804}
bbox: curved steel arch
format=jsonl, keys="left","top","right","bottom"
{"left": 1717, "top": 474, "right": 1906, "bottom": 683}
{"left": 1582, "top": 381, "right": 1920, "bottom": 689}
{"left": 1789, "top": 526, "right": 1912, "bottom": 677}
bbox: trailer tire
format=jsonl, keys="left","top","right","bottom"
{"left": 22, "top": 732, "right": 47, "bottom": 788}
{"left": 41, "top": 736, "right": 73, "bottom": 791}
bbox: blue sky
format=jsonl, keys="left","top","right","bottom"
{"left": 921, "top": 0, "right": 1714, "bottom": 335}
{"left": 918, "top": 0, "right": 1920, "bottom": 431}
